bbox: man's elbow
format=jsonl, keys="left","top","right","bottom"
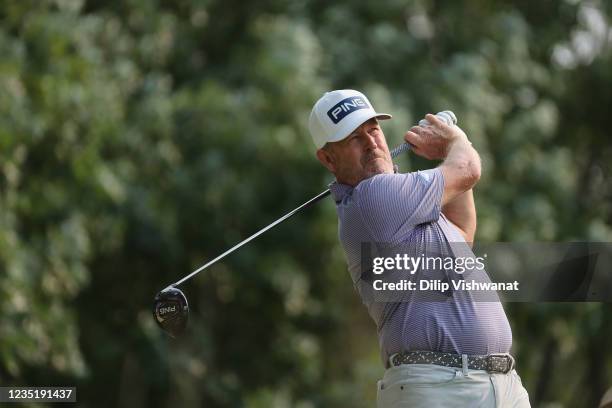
{"left": 456, "top": 158, "right": 481, "bottom": 190}
{"left": 468, "top": 158, "right": 481, "bottom": 186}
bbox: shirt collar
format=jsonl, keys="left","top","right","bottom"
{"left": 329, "top": 181, "right": 353, "bottom": 204}
{"left": 328, "top": 165, "right": 399, "bottom": 204}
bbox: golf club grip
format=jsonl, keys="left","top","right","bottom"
{"left": 390, "top": 143, "right": 411, "bottom": 158}
{"left": 169, "top": 110, "right": 457, "bottom": 289}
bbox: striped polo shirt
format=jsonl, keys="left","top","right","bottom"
{"left": 330, "top": 168, "right": 512, "bottom": 366}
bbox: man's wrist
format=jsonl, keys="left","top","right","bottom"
{"left": 445, "top": 133, "right": 472, "bottom": 156}
{"left": 451, "top": 132, "right": 471, "bottom": 145}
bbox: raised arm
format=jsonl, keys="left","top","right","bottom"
{"left": 404, "top": 113, "right": 481, "bottom": 241}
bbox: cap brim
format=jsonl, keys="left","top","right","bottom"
{"left": 327, "top": 112, "right": 393, "bottom": 145}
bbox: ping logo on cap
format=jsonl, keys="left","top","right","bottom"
{"left": 327, "top": 96, "right": 369, "bottom": 124}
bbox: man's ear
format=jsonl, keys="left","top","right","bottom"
{"left": 316, "top": 148, "right": 336, "bottom": 173}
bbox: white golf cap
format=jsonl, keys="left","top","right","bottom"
{"left": 308, "top": 89, "right": 392, "bottom": 149}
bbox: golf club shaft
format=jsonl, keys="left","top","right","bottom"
{"left": 169, "top": 142, "right": 413, "bottom": 289}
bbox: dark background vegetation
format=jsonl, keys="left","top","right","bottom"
{"left": 1, "top": 0, "right": 611, "bottom": 406}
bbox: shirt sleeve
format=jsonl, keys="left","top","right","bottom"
{"left": 354, "top": 168, "right": 445, "bottom": 242}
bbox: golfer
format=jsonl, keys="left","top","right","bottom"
{"left": 309, "top": 90, "right": 531, "bottom": 407}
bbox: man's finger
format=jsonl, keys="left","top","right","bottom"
{"left": 407, "top": 142, "right": 428, "bottom": 160}
{"left": 410, "top": 124, "right": 423, "bottom": 131}
{"left": 409, "top": 125, "right": 427, "bottom": 136}
{"left": 404, "top": 130, "right": 422, "bottom": 147}
{"left": 425, "top": 113, "right": 451, "bottom": 130}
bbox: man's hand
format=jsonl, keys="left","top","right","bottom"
{"left": 404, "top": 113, "right": 469, "bottom": 160}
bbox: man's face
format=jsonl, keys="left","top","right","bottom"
{"left": 316, "top": 118, "right": 394, "bottom": 186}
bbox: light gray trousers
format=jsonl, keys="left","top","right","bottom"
{"left": 376, "top": 363, "right": 531, "bottom": 408}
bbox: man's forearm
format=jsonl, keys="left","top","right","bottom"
{"left": 442, "top": 189, "right": 477, "bottom": 243}
{"left": 438, "top": 132, "right": 481, "bottom": 207}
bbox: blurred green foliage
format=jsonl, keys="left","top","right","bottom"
{"left": 0, "top": 0, "right": 611, "bottom": 407}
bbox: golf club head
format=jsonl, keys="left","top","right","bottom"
{"left": 153, "top": 287, "right": 189, "bottom": 338}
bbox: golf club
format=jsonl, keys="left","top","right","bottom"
{"left": 153, "top": 111, "right": 457, "bottom": 338}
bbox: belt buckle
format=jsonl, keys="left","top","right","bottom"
{"left": 486, "top": 354, "right": 514, "bottom": 374}
{"left": 389, "top": 353, "right": 400, "bottom": 368}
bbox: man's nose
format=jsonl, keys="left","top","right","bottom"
{"left": 363, "top": 132, "right": 378, "bottom": 150}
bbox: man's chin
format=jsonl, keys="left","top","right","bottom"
{"left": 365, "top": 163, "right": 393, "bottom": 177}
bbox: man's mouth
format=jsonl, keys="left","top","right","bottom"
{"left": 364, "top": 155, "right": 384, "bottom": 165}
